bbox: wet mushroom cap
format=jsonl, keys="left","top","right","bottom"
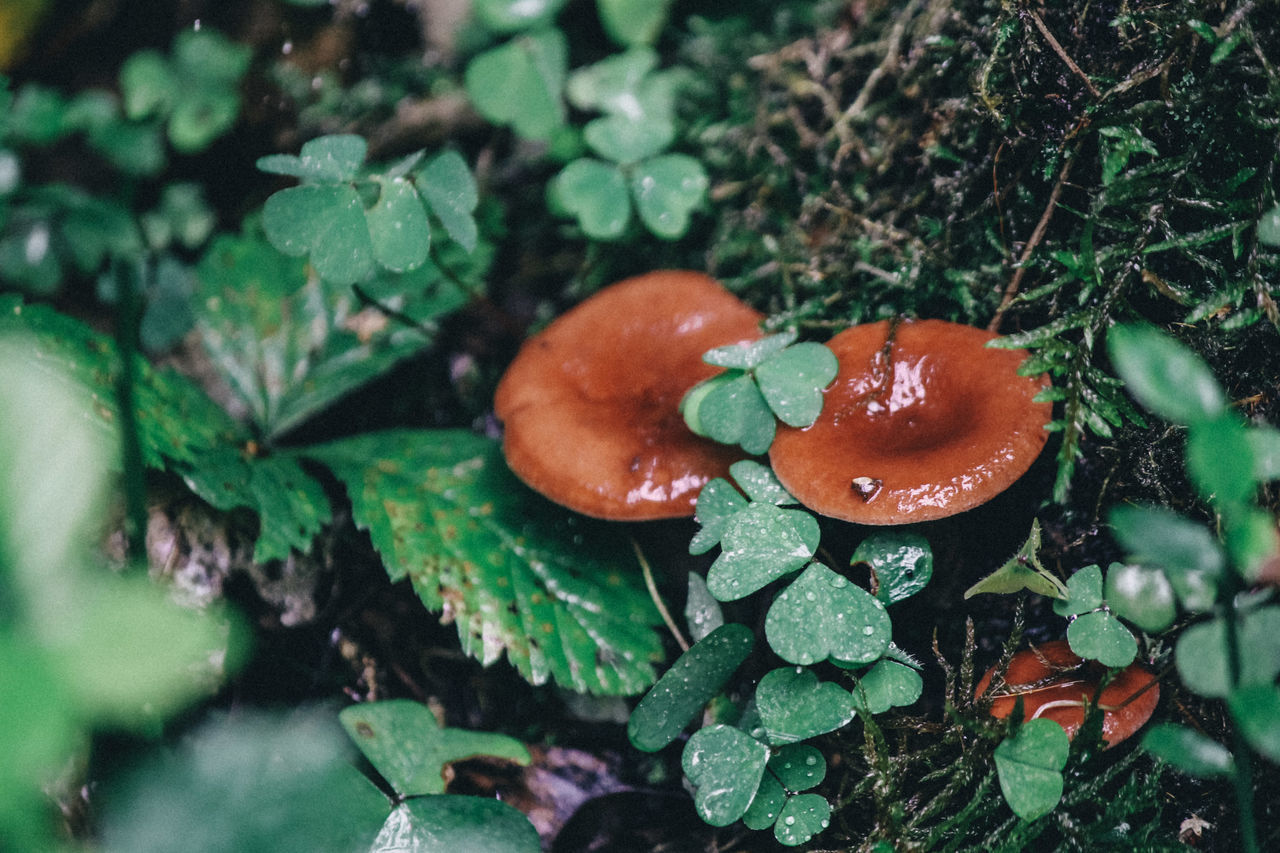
{"left": 494, "top": 271, "right": 763, "bottom": 520}
{"left": 768, "top": 319, "right": 1052, "bottom": 524}
{"left": 975, "top": 640, "right": 1160, "bottom": 748}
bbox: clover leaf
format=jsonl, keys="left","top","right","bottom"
{"left": 753, "top": 341, "right": 839, "bottom": 427}
{"left": 1067, "top": 610, "right": 1138, "bottom": 668}
{"left": 464, "top": 28, "right": 567, "bottom": 140}
{"left": 764, "top": 563, "right": 890, "bottom": 666}
{"left": 628, "top": 623, "right": 754, "bottom": 752}
{"left": 1104, "top": 562, "right": 1177, "bottom": 634}
{"left": 547, "top": 158, "right": 630, "bottom": 240}
{"left": 630, "top": 154, "right": 707, "bottom": 237}
{"left": 756, "top": 666, "right": 856, "bottom": 745}
{"left": 774, "top": 794, "right": 832, "bottom": 847}
{"left": 681, "top": 725, "right": 770, "bottom": 826}
{"left": 689, "top": 476, "right": 749, "bottom": 555}
{"left": 851, "top": 659, "right": 924, "bottom": 715}
{"left": 853, "top": 531, "right": 933, "bottom": 605}
{"left": 706, "top": 503, "right": 819, "bottom": 602}
{"left": 994, "top": 718, "right": 1070, "bottom": 821}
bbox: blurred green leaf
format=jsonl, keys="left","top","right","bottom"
{"left": 681, "top": 724, "right": 769, "bottom": 826}
{"left": 371, "top": 797, "right": 541, "bottom": 853}
{"left": 472, "top": 0, "right": 568, "bottom": 33}
{"left": 257, "top": 134, "right": 368, "bottom": 183}
{"left": 548, "top": 158, "right": 630, "bottom": 239}
{"left": 1186, "top": 414, "right": 1255, "bottom": 511}
{"left": 756, "top": 666, "right": 855, "bottom": 745}
{"left": 628, "top": 623, "right": 754, "bottom": 752}
{"left": 1107, "top": 323, "right": 1225, "bottom": 425}
{"left": 1258, "top": 203, "right": 1280, "bottom": 246}
{"left": 100, "top": 711, "right": 389, "bottom": 853}
{"left": 1104, "top": 562, "right": 1177, "bottom": 634}
{"left": 1142, "top": 723, "right": 1234, "bottom": 777}
{"left": 630, "top": 153, "right": 707, "bottom": 239}
{"left": 994, "top": 718, "right": 1069, "bottom": 821}
{"left": 1227, "top": 684, "right": 1280, "bottom": 763}
{"left": 597, "top": 0, "right": 675, "bottom": 46}
{"left": 306, "top": 429, "right": 663, "bottom": 695}
{"left": 418, "top": 149, "right": 479, "bottom": 253}
{"left": 1110, "top": 504, "right": 1223, "bottom": 611}
{"left": 340, "top": 699, "right": 530, "bottom": 796}
{"left": 765, "top": 563, "right": 890, "bottom": 667}
{"left": 566, "top": 48, "right": 658, "bottom": 112}
{"left": 465, "top": 29, "right": 567, "bottom": 140}
{"left": 1175, "top": 606, "right": 1280, "bottom": 698}
{"left": 853, "top": 531, "right": 933, "bottom": 605}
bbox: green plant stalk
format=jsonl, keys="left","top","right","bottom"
{"left": 1221, "top": 588, "right": 1260, "bottom": 853}
{"left": 113, "top": 259, "right": 149, "bottom": 560}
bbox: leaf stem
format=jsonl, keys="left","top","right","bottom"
{"left": 113, "top": 258, "right": 149, "bottom": 561}
{"left": 631, "top": 539, "right": 689, "bottom": 652}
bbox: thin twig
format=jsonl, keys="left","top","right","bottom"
{"left": 988, "top": 151, "right": 1076, "bottom": 332}
{"left": 1026, "top": 8, "right": 1100, "bottom": 98}
{"left": 632, "top": 539, "right": 689, "bottom": 652}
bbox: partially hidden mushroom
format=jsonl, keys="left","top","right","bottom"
{"left": 768, "top": 319, "right": 1052, "bottom": 524}
{"left": 975, "top": 640, "right": 1160, "bottom": 747}
{"left": 494, "top": 271, "right": 764, "bottom": 520}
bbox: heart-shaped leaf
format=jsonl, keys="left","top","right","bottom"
{"left": 630, "top": 154, "right": 707, "bottom": 239}
{"left": 418, "top": 150, "right": 479, "bottom": 252}
{"left": 566, "top": 48, "right": 658, "bottom": 112}
{"left": 628, "top": 623, "right": 754, "bottom": 752}
{"left": 1053, "top": 564, "right": 1105, "bottom": 617}
{"left": 597, "top": 0, "right": 676, "bottom": 46}
{"left": 365, "top": 177, "right": 430, "bottom": 273}
{"left": 1104, "top": 562, "right": 1176, "bottom": 634}
{"left": 742, "top": 771, "right": 786, "bottom": 830}
{"left": 584, "top": 113, "right": 674, "bottom": 164}
{"left": 851, "top": 659, "right": 923, "bottom": 715}
{"left": 550, "top": 158, "right": 630, "bottom": 240}
{"left": 728, "top": 459, "right": 796, "bottom": 505}
{"left": 703, "top": 331, "right": 796, "bottom": 370}
{"left": 681, "top": 725, "right": 770, "bottom": 826}
{"left": 694, "top": 372, "right": 775, "bottom": 455}
{"left": 464, "top": 29, "right": 567, "bottom": 140}
{"left": 774, "top": 793, "right": 831, "bottom": 846}
{"left": 765, "top": 563, "right": 890, "bottom": 666}
{"left": 339, "top": 699, "right": 530, "bottom": 796}
{"left": 769, "top": 743, "right": 826, "bottom": 792}
{"left": 1066, "top": 610, "right": 1137, "bottom": 668}
{"left": 689, "top": 477, "right": 746, "bottom": 555}
{"left": 374, "top": 797, "right": 541, "bottom": 853}
{"left": 257, "top": 133, "right": 367, "bottom": 183}
{"left": 994, "top": 718, "right": 1070, "bottom": 821}
{"left": 262, "top": 183, "right": 376, "bottom": 285}
{"left": 853, "top": 532, "right": 932, "bottom": 605}
{"left": 756, "top": 667, "right": 855, "bottom": 745}
{"left": 707, "top": 504, "right": 819, "bottom": 602}
{"left": 755, "top": 342, "right": 838, "bottom": 428}
{"left": 684, "top": 572, "right": 724, "bottom": 642}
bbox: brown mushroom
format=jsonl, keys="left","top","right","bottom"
{"left": 494, "top": 271, "right": 764, "bottom": 520}
{"left": 768, "top": 319, "right": 1051, "bottom": 524}
{"left": 975, "top": 640, "right": 1160, "bottom": 748}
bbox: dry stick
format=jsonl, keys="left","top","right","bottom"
{"left": 1026, "top": 8, "right": 1100, "bottom": 98}
{"left": 632, "top": 539, "right": 690, "bottom": 653}
{"left": 987, "top": 153, "right": 1075, "bottom": 333}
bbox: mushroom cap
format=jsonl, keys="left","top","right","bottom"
{"left": 494, "top": 271, "right": 764, "bottom": 520}
{"left": 768, "top": 319, "right": 1051, "bottom": 524}
{"left": 975, "top": 640, "right": 1160, "bottom": 748}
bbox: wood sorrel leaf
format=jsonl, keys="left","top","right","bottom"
{"left": 365, "top": 176, "right": 430, "bottom": 273}
{"left": 696, "top": 372, "right": 775, "bottom": 455}
{"left": 1053, "top": 564, "right": 1105, "bottom": 617}
{"left": 262, "top": 183, "right": 375, "bottom": 285}
{"left": 684, "top": 572, "right": 723, "bottom": 643}
{"left": 755, "top": 342, "right": 838, "bottom": 428}
{"left": 689, "top": 477, "right": 747, "bottom": 555}
{"left": 994, "top": 718, "right": 1070, "bottom": 821}
{"left": 742, "top": 772, "right": 786, "bottom": 830}
{"left": 628, "top": 623, "right": 754, "bottom": 752}
{"left": 549, "top": 158, "right": 630, "bottom": 240}
{"left": 630, "top": 153, "right": 707, "bottom": 239}
{"left": 755, "top": 666, "right": 855, "bottom": 745}
{"left": 339, "top": 699, "right": 530, "bottom": 796}
{"left": 1110, "top": 504, "right": 1224, "bottom": 611}
{"left": 851, "top": 659, "right": 924, "bottom": 715}
{"left": 464, "top": 29, "right": 567, "bottom": 140}
{"left": 257, "top": 133, "right": 367, "bottom": 183}
{"left": 707, "top": 503, "right": 818, "bottom": 602}
{"left": 418, "top": 149, "right": 479, "bottom": 253}
{"left": 1141, "top": 722, "right": 1234, "bottom": 777}
{"left": 853, "top": 531, "right": 933, "bottom": 605}
{"left": 764, "top": 563, "right": 890, "bottom": 666}
{"left": 1066, "top": 610, "right": 1137, "bottom": 668}
{"left": 774, "top": 793, "right": 831, "bottom": 847}
{"left": 681, "top": 725, "right": 769, "bottom": 826}
{"left": 703, "top": 330, "right": 796, "bottom": 370}
{"left": 770, "top": 743, "right": 826, "bottom": 791}
{"left": 728, "top": 459, "right": 796, "bottom": 505}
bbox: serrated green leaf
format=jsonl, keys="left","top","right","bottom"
{"left": 365, "top": 177, "right": 431, "bottom": 272}
{"left": 630, "top": 154, "right": 707, "bottom": 239}
{"left": 755, "top": 342, "right": 838, "bottom": 427}
{"left": 1175, "top": 606, "right": 1280, "bottom": 698}
{"left": 994, "top": 718, "right": 1069, "bottom": 821}
{"left": 464, "top": 29, "right": 567, "bottom": 140}
{"left": 418, "top": 150, "right": 479, "bottom": 253}
{"left": 1053, "top": 564, "right": 1105, "bottom": 617}
{"left": 305, "top": 429, "right": 663, "bottom": 695}
{"left": 764, "top": 563, "right": 890, "bottom": 666}
{"left": 851, "top": 659, "right": 924, "bottom": 715}
{"left": 1107, "top": 323, "right": 1225, "bottom": 425}
{"left": 774, "top": 793, "right": 831, "bottom": 846}
{"left": 549, "top": 158, "right": 630, "bottom": 239}
{"left": 1066, "top": 610, "right": 1137, "bottom": 668}
{"left": 372, "top": 797, "right": 540, "bottom": 853}
{"left": 339, "top": 699, "right": 530, "bottom": 796}
{"left": 706, "top": 504, "right": 818, "bottom": 601}
{"left": 1104, "top": 562, "right": 1177, "bottom": 634}
{"left": 853, "top": 532, "right": 932, "bottom": 605}
{"left": 756, "top": 666, "right": 855, "bottom": 745}
{"left": 179, "top": 448, "right": 332, "bottom": 564}
{"left": 682, "top": 724, "right": 770, "bottom": 826}
{"left": 628, "top": 623, "right": 754, "bottom": 752}
{"left": 1141, "top": 723, "right": 1234, "bottom": 777}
